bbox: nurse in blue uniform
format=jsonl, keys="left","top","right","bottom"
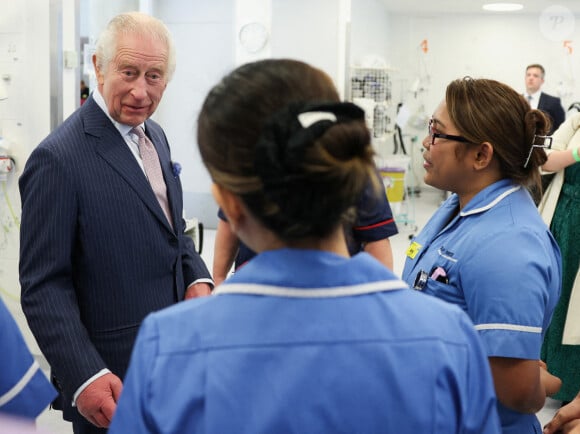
{"left": 402, "top": 77, "right": 562, "bottom": 434}
{"left": 0, "top": 298, "right": 57, "bottom": 419}
{"left": 109, "top": 59, "right": 500, "bottom": 434}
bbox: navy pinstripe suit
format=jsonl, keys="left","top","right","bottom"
{"left": 18, "top": 96, "right": 211, "bottom": 422}
{"left": 538, "top": 92, "right": 565, "bottom": 134}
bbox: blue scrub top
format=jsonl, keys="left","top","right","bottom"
{"left": 110, "top": 249, "right": 500, "bottom": 433}
{"left": 0, "top": 299, "right": 57, "bottom": 419}
{"left": 402, "top": 179, "right": 562, "bottom": 434}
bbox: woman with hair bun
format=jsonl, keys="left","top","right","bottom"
{"left": 402, "top": 77, "right": 562, "bottom": 434}
{"left": 110, "top": 60, "right": 500, "bottom": 433}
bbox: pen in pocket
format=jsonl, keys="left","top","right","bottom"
{"left": 429, "top": 266, "right": 449, "bottom": 284}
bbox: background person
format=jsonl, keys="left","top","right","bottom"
{"left": 402, "top": 77, "right": 562, "bottom": 433}
{"left": 525, "top": 63, "right": 567, "bottom": 198}
{"left": 19, "top": 12, "right": 212, "bottom": 434}
{"left": 109, "top": 58, "right": 501, "bottom": 434}
{"left": 0, "top": 298, "right": 56, "bottom": 420}
{"left": 525, "top": 64, "right": 565, "bottom": 135}
{"left": 213, "top": 172, "right": 398, "bottom": 285}
{"left": 540, "top": 112, "right": 580, "bottom": 408}
{"left": 80, "top": 79, "right": 90, "bottom": 105}
{"left": 543, "top": 390, "right": 580, "bottom": 433}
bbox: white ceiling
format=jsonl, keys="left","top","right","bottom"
{"left": 380, "top": 0, "right": 580, "bottom": 15}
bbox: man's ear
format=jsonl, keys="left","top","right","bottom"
{"left": 473, "top": 141, "right": 494, "bottom": 170}
{"left": 212, "top": 184, "right": 243, "bottom": 231}
{"left": 92, "top": 54, "right": 104, "bottom": 86}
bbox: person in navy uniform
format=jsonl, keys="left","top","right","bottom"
{"left": 213, "top": 171, "right": 398, "bottom": 285}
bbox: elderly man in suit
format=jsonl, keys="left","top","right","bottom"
{"left": 525, "top": 63, "right": 566, "bottom": 134}
{"left": 19, "top": 12, "right": 212, "bottom": 434}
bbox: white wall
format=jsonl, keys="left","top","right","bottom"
{"left": 388, "top": 12, "right": 580, "bottom": 119}
{"left": 153, "top": 1, "right": 236, "bottom": 226}
{"left": 0, "top": 0, "right": 52, "bottom": 163}
{"left": 0, "top": 0, "right": 52, "bottom": 353}
{"left": 350, "top": 0, "right": 390, "bottom": 66}
{"left": 353, "top": 9, "right": 580, "bottom": 190}
{"left": 153, "top": 0, "right": 351, "bottom": 226}
{"left": 271, "top": 0, "right": 341, "bottom": 85}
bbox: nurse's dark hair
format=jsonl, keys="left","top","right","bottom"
{"left": 197, "top": 59, "right": 376, "bottom": 241}
{"left": 445, "top": 77, "right": 548, "bottom": 201}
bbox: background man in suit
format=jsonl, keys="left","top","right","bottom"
{"left": 19, "top": 12, "right": 212, "bottom": 434}
{"left": 525, "top": 63, "right": 567, "bottom": 198}
{"left": 525, "top": 63, "right": 565, "bottom": 134}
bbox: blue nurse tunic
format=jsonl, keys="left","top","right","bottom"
{"left": 110, "top": 249, "right": 500, "bottom": 433}
{"left": 402, "top": 179, "right": 561, "bottom": 434}
{"left": 0, "top": 299, "right": 57, "bottom": 419}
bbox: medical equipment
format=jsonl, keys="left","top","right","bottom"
{"left": 377, "top": 154, "right": 418, "bottom": 237}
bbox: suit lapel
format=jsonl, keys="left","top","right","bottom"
{"left": 82, "top": 99, "right": 175, "bottom": 233}
{"left": 538, "top": 92, "right": 546, "bottom": 111}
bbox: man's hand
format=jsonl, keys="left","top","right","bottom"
{"left": 76, "top": 373, "right": 123, "bottom": 428}
{"left": 185, "top": 282, "right": 212, "bottom": 299}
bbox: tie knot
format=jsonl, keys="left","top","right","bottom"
{"left": 131, "top": 126, "right": 145, "bottom": 139}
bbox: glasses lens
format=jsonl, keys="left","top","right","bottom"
{"left": 428, "top": 119, "right": 435, "bottom": 145}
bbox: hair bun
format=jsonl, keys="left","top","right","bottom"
{"left": 254, "top": 101, "right": 365, "bottom": 191}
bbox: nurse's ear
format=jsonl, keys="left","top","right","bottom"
{"left": 211, "top": 183, "right": 244, "bottom": 233}
{"left": 473, "top": 141, "right": 495, "bottom": 171}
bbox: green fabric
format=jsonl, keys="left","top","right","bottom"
{"left": 541, "top": 162, "right": 580, "bottom": 401}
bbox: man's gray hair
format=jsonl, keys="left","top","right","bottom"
{"left": 94, "top": 11, "right": 176, "bottom": 82}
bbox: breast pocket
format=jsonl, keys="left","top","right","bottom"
{"left": 416, "top": 256, "right": 466, "bottom": 311}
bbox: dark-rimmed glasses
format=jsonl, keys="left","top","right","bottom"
{"left": 428, "top": 119, "right": 471, "bottom": 146}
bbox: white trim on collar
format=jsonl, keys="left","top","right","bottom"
{"left": 214, "top": 279, "right": 408, "bottom": 298}
{"left": 460, "top": 185, "right": 521, "bottom": 217}
{"left": 474, "top": 323, "right": 542, "bottom": 334}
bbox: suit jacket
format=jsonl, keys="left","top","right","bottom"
{"left": 19, "top": 96, "right": 211, "bottom": 417}
{"left": 538, "top": 92, "right": 565, "bottom": 134}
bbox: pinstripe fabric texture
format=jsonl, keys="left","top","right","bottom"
{"left": 18, "top": 96, "right": 211, "bottom": 420}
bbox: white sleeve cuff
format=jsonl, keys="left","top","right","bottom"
{"left": 72, "top": 368, "right": 111, "bottom": 407}
{"left": 187, "top": 278, "right": 215, "bottom": 289}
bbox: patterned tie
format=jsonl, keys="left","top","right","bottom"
{"left": 131, "top": 126, "right": 173, "bottom": 228}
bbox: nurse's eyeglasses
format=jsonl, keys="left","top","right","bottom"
{"left": 428, "top": 119, "right": 471, "bottom": 146}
